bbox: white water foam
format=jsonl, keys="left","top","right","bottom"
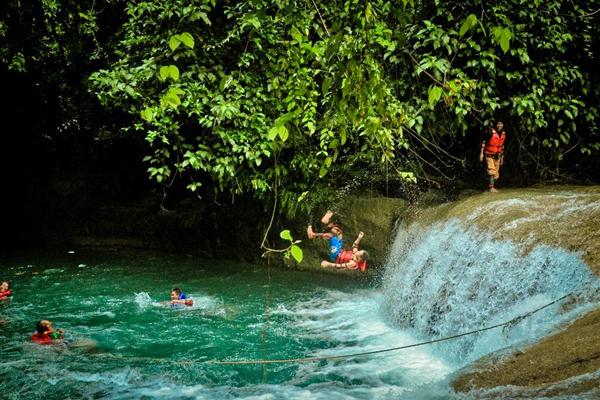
{"left": 382, "top": 220, "right": 600, "bottom": 367}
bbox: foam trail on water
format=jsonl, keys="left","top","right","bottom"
{"left": 133, "top": 292, "right": 155, "bottom": 309}
{"left": 272, "top": 289, "right": 452, "bottom": 393}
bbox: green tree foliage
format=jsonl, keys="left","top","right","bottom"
{"left": 82, "top": 0, "right": 599, "bottom": 209}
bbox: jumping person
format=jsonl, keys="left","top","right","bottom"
{"left": 479, "top": 120, "right": 506, "bottom": 192}
{"left": 307, "top": 211, "right": 369, "bottom": 272}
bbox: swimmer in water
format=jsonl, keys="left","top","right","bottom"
{"left": 171, "top": 287, "right": 193, "bottom": 306}
{"left": 0, "top": 281, "right": 12, "bottom": 299}
{"left": 32, "top": 320, "right": 64, "bottom": 344}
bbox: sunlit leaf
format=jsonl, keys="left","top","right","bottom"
{"left": 428, "top": 86, "right": 443, "bottom": 106}
{"left": 290, "top": 245, "right": 303, "bottom": 263}
{"left": 168, "top": 65, "right": 179, "bottom": 80}
{"left": 180, "top": 32, "right": 194, "bottom": 49}
{"left": 169, "top": 35, "right": 181, "bottom": 51}
{"left": 280, "top": 230, "right": 293, "bottom": 241}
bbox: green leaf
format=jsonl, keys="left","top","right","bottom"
{"left": 278, "top": 125, "right": 289, "bottom": 142}
{"left": 163, "top": 92, "right": 181, "bottom": 108}
{"left": 280, "top": 230, "right": 293, "bottom": 241}
{"left": 267, "top": 126, "right": 279, "bottom": 140}
{"left": 140, "top": 107, "right": 153, "bottom": 122}
{"left": 499, "top": 28, "right": 512, "bottom": 53}
{"left": 340, "top": 128, "right": 347, "bottom": 145}
{"left": 159, "top": 66, "right": 170, "bottom": 81}
{"left": 290, "top": 245, "right": 303, "bottom": 263}
{"left": 168, "top": 65, "right": 179, "bottom": 81}
{"left": 297, "top": 191, "right": 308, "bottom": 202}
{"left": 459, "top": 14, "right": 478, "bottom": 37}
{"left": 219, "top": 75, "right": 232, "bottom": 91}
{"left": 322, "top": 77, "right": 332, "bottom": 94}
{"left": 428, "top": 86, "right": 443, "bottom": 106}
{"left": 168, "top": 87, "right": 185, "bottom": 96}
{"left": 169, "top": 35, "right": 182, "bottom": 51}
{"left": 290, "top": 26, "right": 303, "bottom": 43}
{"left": 180, "top": 32, "right": 194, "bottom": 49}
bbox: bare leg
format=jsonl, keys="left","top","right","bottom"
{"left": 321, "top": 210, "right": 334, "bottom": 224}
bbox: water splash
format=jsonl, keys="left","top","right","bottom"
{"left": 133, "top": 292, "right": 155, "bottom": 309}
{"left": 382, "top": 219, "right": 599, "bottom": 366}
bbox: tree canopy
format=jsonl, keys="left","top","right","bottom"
{"left": 3, "top": 0, "right": 599, "bottom": 216}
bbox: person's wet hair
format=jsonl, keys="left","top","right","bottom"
{"left": 360, "top": 251, "right": 370, "bottom": 261}
{"left": 36, "top": 320, "right": 49, "bottom": 334}
{"left": 172, "top": 287, "right": 181, "bottom": 296}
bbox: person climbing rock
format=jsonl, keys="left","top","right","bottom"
{"left": 479, "top": 120, "right": 506, "bottom": 192}
{"left": 307, "top": 211, "right": 369, "bottom": 272}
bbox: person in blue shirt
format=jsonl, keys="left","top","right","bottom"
{"left": 170, "top": 287, "right": 193, "bottom": 306}
{"left": 307, "top": 210, "right": 346, "bottom": 262}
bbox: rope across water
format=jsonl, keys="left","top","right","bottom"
{"left": 94, "top": 292, "right": 577, "bottom": 366}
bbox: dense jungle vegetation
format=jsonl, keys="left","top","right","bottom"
{"left": 2, "top": 0, "right": 599, "bottom": 251}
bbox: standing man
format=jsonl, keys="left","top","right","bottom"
{"left": 479, "top": 120, "right": 506, "bottom": 192}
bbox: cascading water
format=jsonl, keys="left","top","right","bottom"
{"left": 382, "top": 220, "right": 599, "bottom": 366}
{"left": 380, "top": 189, "right": 600, "bottom": 397}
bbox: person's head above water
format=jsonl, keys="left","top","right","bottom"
{"left": 0, "top": 281, "right": 9, "bottom": 291}
{"left": 171, "top": 287, "right": 182, "bottom": 300}
{"left": 36, "top": 320, "right": 53, "bottom": 334}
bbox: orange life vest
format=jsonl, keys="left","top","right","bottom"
{"left": 483, "top": 129, "right": 505, "bottom": 155}
{"left": 336, "top": 250, "right": 367, "bottom": 272}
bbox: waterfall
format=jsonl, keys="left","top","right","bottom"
{"left": 381, "top": 191, "right": 600, "bottom": 366}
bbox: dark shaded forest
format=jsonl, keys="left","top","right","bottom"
{"left": 2, "top": 0, "right": 599, "bottom": 254}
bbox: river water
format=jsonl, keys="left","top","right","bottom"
{"left": 1, "top": 202, "right": 599, "bottom": 399}
{"left": 1, "top": 250, "right": 453, "bottom": 399}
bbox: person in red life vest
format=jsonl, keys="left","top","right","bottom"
{"left": 31, "top": 320, "right": 64, "bottom": 344}
{"left": 0, "top": 281, "right": 12, "bottom": 299}
{"left": 170, "top": 287, "right": 193, "bottom": 307}
{"left": 479, "top": 120, "right": 506, "bottom": 192}
{"left": 319, "top": 231, "right": 368, "bottom": 272}
{"left": 307, "top": 211, "right": 369, "bottom": 272}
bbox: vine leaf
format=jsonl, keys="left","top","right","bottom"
{"left": 180, "top": 32, "right": 195, "bottom": 49}
{"left": 280, "top": 230, "right": 293, "bottom": 241}
{"left": 428, "top": 85, "right": 443, "bottom": 106}
{"left": 290, "top": 245, "right": 303, "bottom": 263}
{"left": 169, "top": 35, "right": 182, "bottom": 51}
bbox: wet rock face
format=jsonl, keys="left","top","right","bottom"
{"left": 452, "top": 307, "right": 600, "bottom": 396}
{"left": 412, "top": 186, "right": 600, "bottom": 396}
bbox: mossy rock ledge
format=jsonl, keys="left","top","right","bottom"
{"left": 446, "top": 186, "right": 600, "bottom": 398}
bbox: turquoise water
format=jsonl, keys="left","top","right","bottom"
{"left": 0, "top": 250, "right": 452, "bottom": 399}
{"left": 1, "top": 236, "right": 598, "bottom": 399}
